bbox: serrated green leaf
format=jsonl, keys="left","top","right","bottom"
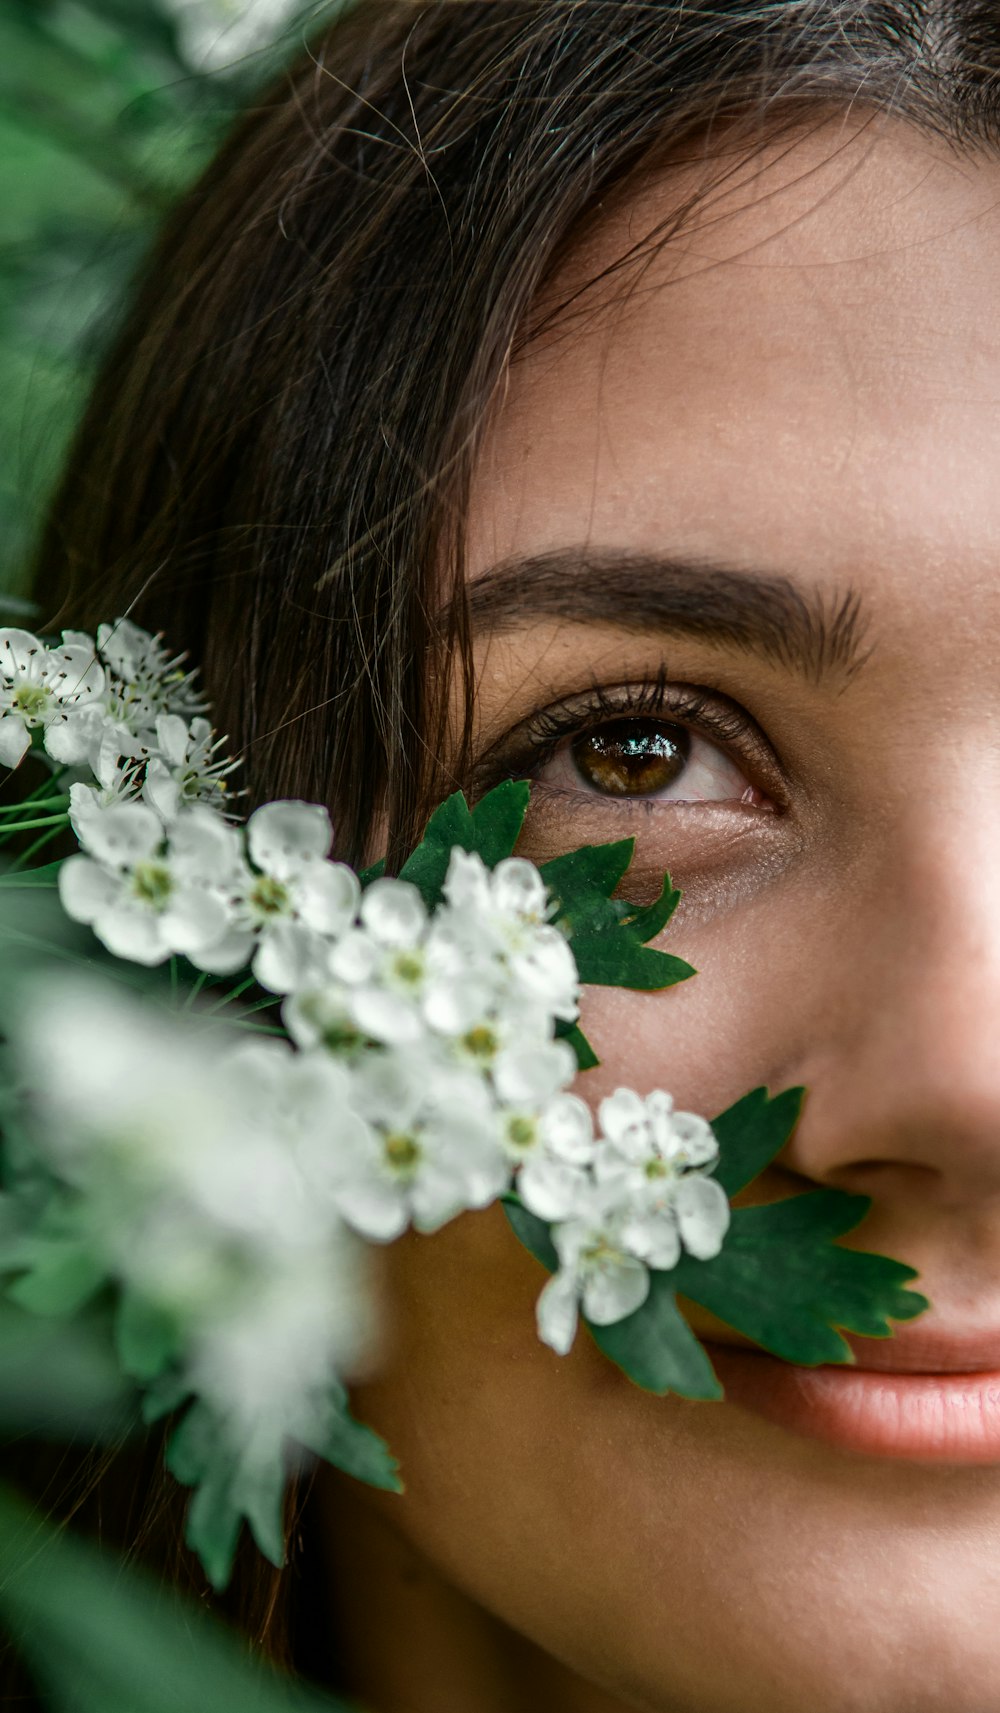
{"left": 571, "top": 938, "right": 695, "bottom": 990}
{"left": 540, "top": 839, "right": 692, "bottom": 992}
{"left": 115, "top": 1290, "right": 179, "bottom": 1382}
{"left": 166, "top": 1401, "right": 289, "bottom": 1589}
{"left": 555, "top": 1018, "right": 600, "bottom": 1071}
{"left": 539, "top": 841, "right": 635, "bottom": 927}
{"left": 502, "top": 1195, "right": 560, "bottom": 1272}
{"left": 671, "top": 1191, "right": 929, "bottom": 1365}
{"left": 617, "top": 874, "right": 683, "bottom": 944}
{"left": 301, "top": 1386, "right": 402, "bottom": 1493}
{"left": 397, "top": 781, "right": 531, "bottom": 906}
{"left": 711, "top": 1085, "right": 805, "bottom": 1199}
{"left": 590, "top": 1278, "right": 723, "bottom": 1399}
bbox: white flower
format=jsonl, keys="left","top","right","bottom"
{"left": 14, "top": 985, "right": 378, "bottom": 1443}
{"left": 232, "top": 801, "right": 361, "bottom": 993}
{"left": 0, "top": 628, "right": 106, "bottom": 769}
{"left": 332, "top": 1047, "right": 511, "bottom": 1241}
{"left": 536, "top": 1189, "right": 651, "bottom": 1356}
{"left": 164, "top": 0, "right": 305, "bottom": 71}
{"left": 143, "top": 713, "right": 241, "bottom": 822}
{"left": 237, "top": 801, "right": 361, "bottom": 990}
{"left": 594, "top": 1088, "right": 730, "bottom": 1269}
{"left": 442, "top": 849, "right": 579, "bottom": 1023}
{"left": 97, "top": 619, "right": 208, "bottom": 724}
{"left": 324, "top": 879, "right": 465, "bottom": 1045}
{"left": 493, "top": 1040, "right": 595, "bottom": 1220}
{"left": 58, "top": 801, "right": 243, "bottom": 969}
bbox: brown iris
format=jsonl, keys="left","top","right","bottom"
{"left": 570, "top": 718, "right": 691, "bottom": 797}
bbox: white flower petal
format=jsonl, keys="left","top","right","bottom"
{"left": 296, "top": 862, "right": 360, "bottom": 937}
{"left": 494, "top": 1040, "right": 576, "bottom": 1107}
{"left": 58, "top": 854, "right": 120, "bottom": 925}
{"left": 328, "top": 929, "right": 380, "bottom": 985}
{"left": 671, "top": 1111, "right": 719, "bottom": 1167}
{"left": 0, "top": 712, "right": 29, "bottom": 768}
{"left": 536, "top": 1272, "right": 581, "bottom": 1356}
{"left": 360, "top": 878, "right": 426, "bottom": 947}
{"left": 79, "top": 801, "right": 163, "bottom": 869}
{"left": 491, "top": 857, "right": 548, "bottom": 921}
{"left": 336, "top": 1179, "right": 409, "bottom": 1243}
{"left": 92, "top": 905, "right": 169, "bottom": 965}
{"left": 540, "top": 1094, "right": 595, "bottom": 1163}
{"left": 253, "top": 922, "right": 331, "bottom": 994}
{"left": 519, "top": 1158, "right": 591, "bottom": 1222}
{"left": 248, "top": 800, "right": 333, "bottom": 875}
{"left": 582, "top": 1257, "right": 649, "bottom": 1326}
{"left": 442, "top": 848, "right": 490, "bottom": 912}
{"left": 162, "top": 885, "right": 231, "bottom": 955}
{"left": 349, "top": 987, "right": 422, "bottom": 1045}
{"left": 0, "top": 628, "right": 42, "bottom": 679}
{"left": 187, "top": 926, "right": 256, "bottom": 976}
{"left": 168, "top": 807, "right": 243, "bottom": 880}
{"left": 598, "top": 1087, "right": 648, "bottom": 1147}
{"left": 142, "top": 759, "right": 182, "bottom": 822}
{"left": 674, "top": 1174, "right": 731, "bottom": 1260}
{"left": 622, "top": 1210, "right": 681, "bottom": 1270}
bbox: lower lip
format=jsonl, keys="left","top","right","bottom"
{"left": 705, "top": 1342, "right": 1000, "bottom": 1464}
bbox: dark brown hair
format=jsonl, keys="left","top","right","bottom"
{"left": 17, "top": 0, "right": 1000, "bottom": 1691}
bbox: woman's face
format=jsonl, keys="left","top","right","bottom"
{"left": 341, "top": 115, "right": 1000, "bottom": 1711}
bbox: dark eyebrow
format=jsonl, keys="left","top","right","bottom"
{"left": 463, "top": 549, "right": 871, "bottom": 684}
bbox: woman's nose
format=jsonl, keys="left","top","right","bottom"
{"left": 784, "top": 797, "right": 1000, "bottom": 1214}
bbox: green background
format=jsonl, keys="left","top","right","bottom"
{"left": 0, "top": 0, "right": 341, "bottom": 595}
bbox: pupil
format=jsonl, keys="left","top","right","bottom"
{"left": 571, "top": 719, "right": 691, "bottom": 798}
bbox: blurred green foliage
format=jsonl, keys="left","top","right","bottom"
{"left": 0, "top": 0, "right": 341, "bottom": 591}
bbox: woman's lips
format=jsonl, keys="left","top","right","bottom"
{"left": 704, "top": 1335, "right": 1000, "bottom": 1464}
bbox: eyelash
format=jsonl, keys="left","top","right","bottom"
{"left": 471, "top": 670, "right": 784, "bottom": 806}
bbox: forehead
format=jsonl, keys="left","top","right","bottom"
{"left": 464, "top": 114, "right": 1000, "bottom": 615}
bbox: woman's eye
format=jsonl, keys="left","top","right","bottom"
{"left": 540, "top": 717, "right": 758, "bottom": 803}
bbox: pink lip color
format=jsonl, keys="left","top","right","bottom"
{"left": 705, "top": 1341, "right": 1000, "bottom": 1464}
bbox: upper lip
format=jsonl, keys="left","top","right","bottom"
{"left": 842, "top": 1323, "right": 1000, "bottom": 1375}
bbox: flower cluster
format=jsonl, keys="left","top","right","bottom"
{"left": 2, "top": 617, "right": 730, "bottom": 1427}
{"left": 13, "top": 986, "right": 376, "bottom": 1448}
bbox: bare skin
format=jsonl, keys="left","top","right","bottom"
{"left": 322, "top": 112, "right": 1000, "bottom": 1712}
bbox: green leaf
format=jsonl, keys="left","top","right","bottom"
{"left": 555, "top": 1018, "right": 600, "bottom": 1071}
{"left": 671, "top": 1191, "right": 929, "bottom": 1365}
{"left": 115, "top": 1290, "right": 179, "bottom": 1382}
{"left": 502, "top": 1195, "right": 559, "bottom": 1273}
{"left": 166, "top": 1401, "right": 288, "bottom": 1590}
{"left": 541, "top": 841, "right": 693, "bottom": 992}
{"left": 301, "top": 1386, "right": 402, "bottom": 1494}
{"left": 571, "top": 937, "right": 694, "bottom": 990}
{"left": 590, "top": 1279, "right": 723, "bottom": 1399}
{"left": 539, "top": 841, "right": 635, "bottom": 927}
{"left": 0, "top": 1480, "right": 349, "bottom": 1713}
{"left": 711, "top": 1085, "right": 805, "bottom": 1199}
{"left": 6, "top": 1237, "right": 106, "bottom": 1316}
{"left": 141, "top": 1366, "right": 191, "bottom": 1425}
{"left": 358, "top": 856, "right": 386, "bottom": 887}
{"left": 398, "top": 781, "right": 531, "bottom": 906}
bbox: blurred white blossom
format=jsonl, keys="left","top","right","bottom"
{"left": 164, "top": 0, "right": 308, "bottom": 71}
